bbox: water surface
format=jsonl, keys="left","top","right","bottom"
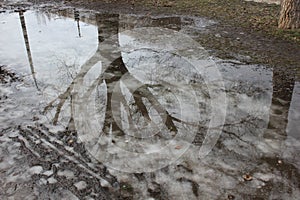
{"left": 0, "top": 8, "right": 299, "bottom": 200}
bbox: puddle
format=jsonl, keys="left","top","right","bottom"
{"left": 0, "top": 7, "right": 299, "bottom": 200}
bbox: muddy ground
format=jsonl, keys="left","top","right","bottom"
{"left": 0, "top": 0, "right": 300, "bottom": 199}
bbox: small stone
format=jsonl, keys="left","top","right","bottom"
{"left": 228, "top": 194, "right": 235, "bottom": 199}
{"left": 163, "top": 2, "right": 174, "bottom": 7}
{"left": 112, "top": 182, "right": 120, "bottom": 189}
{"left": 278, "top": 160, "right": 282, "bottom": 164}
{"left": 68, "top": 139, "right": 74, "bottom": 144}
{"left": 243, "top": 174, "right": 253, "bottom": 181}
{"left": 39, "top": 178, "right": 47, "bottom": 185}
{"left": 175, "top": 145, "right": 182, "bottom": 150}
{"left": 47, "top": 177, "right": 57, "bottom": 184}
{"left": 32, "top": 116, "right": 39, "bottom": 121}
{"left": 74, "top": 181, "right": 87, "bottom": 190}
{"left": 100, "top": 179, "right": 110, "bottom": 187}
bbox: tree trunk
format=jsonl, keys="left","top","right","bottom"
{"left": 278, "top": 0, "right": 300, "bottom": 29}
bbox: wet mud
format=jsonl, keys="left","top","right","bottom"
{"left": 0, "top": 1, "right": 300, "bottom": 200}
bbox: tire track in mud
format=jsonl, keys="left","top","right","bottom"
{"left": 10, "top": 124, "right": 129, "bottom": 199}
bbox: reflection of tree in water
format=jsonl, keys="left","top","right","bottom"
{"left": 74, "top": 9, "right": 81, "bottom": 37}
{"left": 18, "top": 10, "right": 39, "bottom": 90}
{"left": 43, "top": 13, "right": 186, "bottom": 139}
{"left": 11, "top": 10, "right": 300, "bottom": 199}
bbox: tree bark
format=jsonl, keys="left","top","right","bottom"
{"left": 278, "top": 0, "right": 300, "bottom": 29}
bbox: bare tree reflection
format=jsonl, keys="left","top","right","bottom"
{"left": 267, "top": 68, "right": 295, "bottom": 138}
{"left": 74, "top": 9, "right": 81, "bottom": 38}
{"left": 43, "top": 14, "right": 185, "bottom": 139}
{"left": 18, "top": 10, "right": 39, "bottom": 90}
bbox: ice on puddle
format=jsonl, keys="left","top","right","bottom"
{"left": 28, "top": 166, "right": 43, "bottom": 174}
{"left": 57, "top": 170, "right": 75, "bottom": 179}
{"left": 42, "top": 170, "right": 53, "bottom": 176}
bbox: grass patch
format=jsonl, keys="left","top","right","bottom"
{"left": 275, "top": 29, "right": 300, "bottom": 42}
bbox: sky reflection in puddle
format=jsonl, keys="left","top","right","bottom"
{"left": 0, "top": 8, "right": 299, "bottom": 199}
